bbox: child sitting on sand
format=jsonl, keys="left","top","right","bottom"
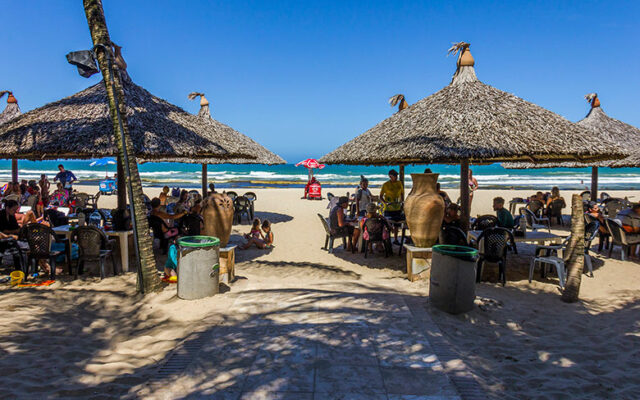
{"left": 241, "top": 218, "right": 274, "bottom": 249}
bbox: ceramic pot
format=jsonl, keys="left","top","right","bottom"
{"left": 202, "top": 193, "right": 234, "bottom": 247}
{"left": 404, "top": 173, "right": 445, "bottom": 248}
{"left": 458, "top": 48, "right": 475, "bottom": 67}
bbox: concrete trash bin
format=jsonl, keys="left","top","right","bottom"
{"left": 177, "top": 236, "right": 220, "bottom": 300}
{"left": 430, "top": 244, "right": 479, "bottom": 314}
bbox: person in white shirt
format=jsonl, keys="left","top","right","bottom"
{"left": 355, "top": 177, "right": 373, "bottom": 217}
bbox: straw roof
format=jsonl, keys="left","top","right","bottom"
{"left": 0, "top": 92, "right": 21, "bottom": 125}
{"left": 0, "top": 77, "right": 262, "bottom": 162}
{"left": 319, "top": 43, "right": 625, "bottom": 166}
{"left": 143, "top": 93, "right": 284, "bottom": 165}
{"left": 503, "top": 95, "right": 640, "bottom": 169}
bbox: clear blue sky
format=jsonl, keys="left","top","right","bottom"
{"left": 1, "top": 0, "right": 639, "bottom": 163}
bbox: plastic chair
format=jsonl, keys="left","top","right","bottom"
{"left": 362, "top": 217, "right": 392, "bottom": 258}
{"left": 180, "top": 213, "right": 202, "bottom": 236}
{"left": 71, "top": 226, "right": 117, "bottom": 279}
{"left": 527, "top": 200, "right": 545, "bottom": 217}
{"left": 439, "top": 226, "right": 468, "bottom": 246}
{"left": 580, "top": 191, "right": 591, "bottom": 202}
{"left": 471, "top": 215, "right": 499, "bottom": 231}
{"left": 476, "top": 227, "right": 514, "bottom": 286}
{"left": 244, "top": 192, "right": 257, "bottom": 219}
{"left": 599, "top": 192, "right": 611, "bottom": 202}
{"left": 233, "top": 196, "right": 252, "bottom": 224}
{"left": 20, "top": 223, "right": 69, "bottom": 280}
{"left": 605, "top": 218, "right": 640, "bottom": 261}
{"left": 521, "top": 208, "right": 551, "bottom": 232}
{"left": 225, "top": 191, "right": 238, "bottom": 202}
{"left": 317, "top": 213, "right": 352, "bottom": 253}
{"left": 603, "top": 200, "right": 625, "bottom": 218}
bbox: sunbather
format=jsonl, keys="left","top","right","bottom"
{"left": 241, "top": 218, "right": 267, "bottom": 249}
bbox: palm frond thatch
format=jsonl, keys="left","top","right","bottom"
{"left": 503, "top": 99, "right": 639, "bottom": 169}
{"left": 0, "top": 77, "right": 264, "bottom": 163}
{"left": 319, "top": 44, "right": 625, "bottom": 166}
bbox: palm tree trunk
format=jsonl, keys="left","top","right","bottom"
{"left": 83, "top": 0, "right": 162, "bottom": 293}
{"left": 562, "top": 194, "right": 585, "bottom": 302}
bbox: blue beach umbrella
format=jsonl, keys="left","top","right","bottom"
{"left": 90, "top": 157, "right": 117, "bottom": 177}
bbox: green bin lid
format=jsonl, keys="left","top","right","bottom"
{"left": 432, "top": 244, "right": 478, "bottom": 260}
{"left": 177, "top": 236, "right": 220, "bottom": 248}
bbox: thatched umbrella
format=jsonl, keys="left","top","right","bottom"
{"left": 0, "top": 91, "right": 21, "bottom": 181}
{"left": 0, "top": 75, "right": 264, "bottom": 208}
{"left": 319, "top": 42, "right": 625, "bottom": 228}
{"left": 145, "top": 92, "right": 286, "bottom": 196}
{"left": 186, "top": 92, "right": 285, "bottom": 196}
{"left": 503, "top": 93, "right": 640, "bottom": 200}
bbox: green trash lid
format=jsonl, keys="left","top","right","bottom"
{"left": 177, "top": 236, "right": 220, "bottom": 248}
{"left": 432, "top": 244, "right": 478, "bottom": 261}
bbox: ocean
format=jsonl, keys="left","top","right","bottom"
{"left": 3, "top": 160, "right": 639, "bottom": 191}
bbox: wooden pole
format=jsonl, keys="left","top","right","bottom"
{"left": 202, "top": 163, "right": 208, "bottom": 198}
{"left": 590, "top": 167, "right": 598, "bottom": 202}
{"left": 117, "top": 154, "right": 126, "bottom": 209}
{"left": 11, "top": 159, "right": 18, "bottom": 182}
{"left": 460, "top": 160, "right": 470, "bottom": 232}
{"left": 399, "top": 165, "right": 405, "bottom": 201}
{"left": 83, "top": 0, "right": 161, "bottom": 293}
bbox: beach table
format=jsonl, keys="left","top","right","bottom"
{"left": 53, "top": 225, "right": 134, "bottom": 272}
{"left": 467, "top": 230, "right": 563, "bottom": 247}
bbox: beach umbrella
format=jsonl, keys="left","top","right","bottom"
{"left": 90, "top": 157, "right": 117, "bottom": 177}
{"left": 502, "top": 93, "right": 639, "bottom": 201}
{"left": 296, "top": 158, "right": 325, "bottom": 181}
{"left": 319, "top": 42, "right": 625, "bottom": 229}
{"left": 0, "top": 91, "right": 21, "bottom": 182}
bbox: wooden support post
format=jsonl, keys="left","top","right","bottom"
{"left": 590, "top": 167, "right": 598, "bottom": 202}
{"left": 460, "top": 160, "right": 470, "bottom": 232}
{"left": 11, "top": 159, "right": 18, "bottom": 182}
{"left": 399, "top": 165, "right": 405, "bottom": 201}
{"left": 117, "top": 154, "right": 126, "bottom": 210}
{"left": 202, "top": 163, "right": 208, "bottom": 198}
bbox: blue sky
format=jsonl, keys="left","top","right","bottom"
{"left": 1, "top": 1, "right": 639, "bottom": 162}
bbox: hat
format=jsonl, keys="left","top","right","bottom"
{"left": 366, "top": 203, "right": 378, "bottom": 214}
{"left": 388, "top": 169, "right": 398, "bottom": 176}
{"left": 338, "top": 196, "right": 349, "bottom": 205}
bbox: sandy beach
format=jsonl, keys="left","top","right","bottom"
{"left": 1, "top": 186, "right": 639, "bottom": 399}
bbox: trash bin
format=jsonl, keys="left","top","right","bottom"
{"left": 177, "top": 236, "right": 220, "bottom": 300}
{"left": 430, "top": 244, "right": 479, "bottom": 314}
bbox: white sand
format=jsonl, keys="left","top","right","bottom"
{"left": 1, "top": 186, "right": 639, "bottom": 398}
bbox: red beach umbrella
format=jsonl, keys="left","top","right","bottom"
{"left": 296, "top": 158, "right": 325, "bottom": 181}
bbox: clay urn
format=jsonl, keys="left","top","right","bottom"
{"left": 458, "top": 46, "right": 475, "bottom": 67}
{"left": 202, "top": 192, "right": 234, "bottom": 247}
{"left": 404, "top": 173, "right": 445, "bottom": 248}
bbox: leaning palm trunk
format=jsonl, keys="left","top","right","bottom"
{"left": 83, "top": 0, "right": 162, "bottom": 293}
{"left": 562, "top": 194, "right": 585, "bottom": 302}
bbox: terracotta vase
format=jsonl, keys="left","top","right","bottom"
{"left": 458, "top": 48, "right": 475, "bottom": 67}
{"left": 404, "top": 173, "right": 445, "bottom": 248}
{"left": 202, "top": 193, "right": 234, "bottom": 247}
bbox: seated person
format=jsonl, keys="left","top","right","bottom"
{"left": 360, "top": 203, "right": 390, "bottom": 252}
{"left": 149, "top": 198, "right": 186, "bottom": 252}
{"left": 208, "top": 183, "right": 216, "bottom": 196}
{"left": 262, "top": 220, "right": 274, "bottom": 248}
{"left": 587, "top": 202, "right": 608, "bottom": 235}
{"left": 493, "top": 197, "right": 515, "bottom": 229}
{"left": 180, "top": 199, "right": 204, "bottom": 235}
{"left": 617, "top": 204, "right": 640, "bottom": 241}
{"left": 436, "top": 183, "right": 451, "bottom": 206}
{"left": 442, "top": 203, "right": 462, "bottom": 229}
{"left": 0, "top": 200, "right": 21, "bottom": 235}
{"left": 329, "top": 196, "right": 360, "bottom": 251}
{"left": 50, "top": 182, "right": 70, "bottom": 206}
{"left": 241, "top": 218, "right": 264, "bottom": 249}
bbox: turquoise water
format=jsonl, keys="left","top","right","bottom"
{"left": 2, "top": 160, "right": 639, "bottom": 190}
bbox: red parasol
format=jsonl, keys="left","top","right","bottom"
{"left": 295, "top": 159, "right": 325, "bottom": 170}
